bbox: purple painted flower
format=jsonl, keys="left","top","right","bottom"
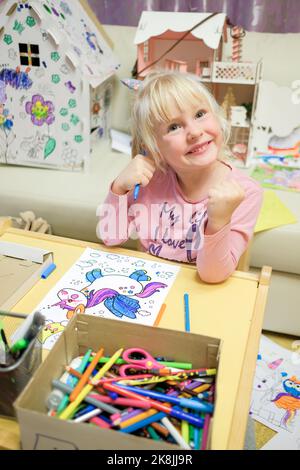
{"left": 25, "top": 94, "right": 55, "bottom": 126}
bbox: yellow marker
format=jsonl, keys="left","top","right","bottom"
{"left": 191, "top": 383, "right": 211, "bottom": 394}
{"left": 59, "top": 348, "right": 124, "bottom": 420}
{"left": 181, "top": 417, "right": 189, "bottom": 445}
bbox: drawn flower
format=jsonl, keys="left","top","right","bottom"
{"left": 26, "top": 16, "right": 36, "bottom": 27}
{"left": 0, "top": 106, "right": 14, "bottom": 130}
{"left": 25, "top": 94, "right": 55, "bottom": 126}
{"left": 3, "top": 34, "right": 13, "bottom": 45}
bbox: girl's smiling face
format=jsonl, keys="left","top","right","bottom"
{"left": 154, "top": 98, "right": 223, "bottom": 172}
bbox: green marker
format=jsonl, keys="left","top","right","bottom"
{"left": 88, "top": 356, "right": 192, "bottom": 370}
{"left": 10, "top": 338, "right": 29, "bottom": 355}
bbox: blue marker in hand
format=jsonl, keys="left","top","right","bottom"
{"left": 133, "top": 182, "right": 140, "bottom": 201}
{"left": 133, "top": 149, "right": 147, "bottom": 201}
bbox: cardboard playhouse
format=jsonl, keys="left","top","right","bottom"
{"left": 252, "top": 80, "right": 300, "bottom": 159}
{"left": 134, "top": 11, "right": 262, "bottom": 167}
{"left": 0, "top": 0, "right": 120, "bottom": 171}
{"left": 14, "top": 314, "right": 221, "bottom": 450}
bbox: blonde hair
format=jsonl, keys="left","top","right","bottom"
{"left": 131, "top": 70, "right": 231, "bottom": 171}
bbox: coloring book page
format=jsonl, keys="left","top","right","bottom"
{"left": 34, "top": 247, "right": 180, "bottom": 350}
{"left": 250, "top": 335, "right": 300, "bottom": 434}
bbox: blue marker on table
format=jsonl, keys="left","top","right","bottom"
{"left": 41, "top": 263, "right": 56, "bottom": 279}
{"left": 133, "top": 149, "right": 147, "bottom": 201}
{"left": 184, "top": 293, "right": 190, "bottom": 332}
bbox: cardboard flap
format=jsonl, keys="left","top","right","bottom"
{"left": 0, "top": 241, "right": 52, "bottom": 264}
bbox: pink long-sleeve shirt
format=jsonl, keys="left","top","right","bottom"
{"left": 97, "top": 162, "right": 263, "bottom": 283}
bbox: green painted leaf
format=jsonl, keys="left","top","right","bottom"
{"left": 44, "top": 137, "right": 56, "bottom": 159}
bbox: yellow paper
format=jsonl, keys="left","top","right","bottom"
{"left": 254, "top": 190, "right": 297, "bottom": 233}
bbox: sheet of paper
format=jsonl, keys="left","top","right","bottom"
{"left": 254, "top": 190, "right": 297, "bottom": 233}
{"left": 34, "top": 247, "right": 180, "bottom": 350}
{"left": 250, "top": 335, "right": 300, "bottom": 434}
{"left": 251, "top": 163, "right": 300, "bottom": 193}
{"left": 261, "top": 430, "right": 300, "bottom": 450}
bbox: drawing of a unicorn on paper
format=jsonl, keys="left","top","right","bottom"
{"left": 53, "top": 268, "right": 167, "bottom": 320}
{"left": 272, "top": 376, "right": 300, "bottom": 429}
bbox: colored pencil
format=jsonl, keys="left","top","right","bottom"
{"left": 57, "top": 349, "right": 93, "bottom": 415}
{"left": 69, "top": 347, "right": 104, "bottom": 402}
{"left": 59, "top": 348, "right": 123, "bottom": 420}
{"left": 200, "top": 415, "right": 211, "bottom": 450}
{"left": 153, "top": 303, "right": 167, "bottom": 327}
{"left": 119, "top": 409, "right": 157, "bottom": 429}
{"left": 184, "top": 293, "right": 190, "bottom": 332}
{"left": 120, "top": 411, "right": 166, "bottom": 434}
{"left": 73, "top": 408, "right": 102, "bottom": 423}
{"left": 161, "top": 417, "right": 191, "bottom": 450}
{"left": 181, "top": 417, "right": 189, "bottom": 445}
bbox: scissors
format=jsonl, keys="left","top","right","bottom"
{"left": 119, "top": 348, "right": 162, "bottom": 377}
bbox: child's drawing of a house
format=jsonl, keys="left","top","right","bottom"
{"left": 0, "top": 0, "right": 120, "bottom": 170}
{"left": 134, "top": 11, "right": 227, "bottom": 80}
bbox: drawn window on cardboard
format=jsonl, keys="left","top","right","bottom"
{"left": 19, "top": 43, "right": 40, "bottom": 67}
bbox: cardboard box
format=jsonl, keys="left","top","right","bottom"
{"left": 14, "top": 314, "right": 220, "bottom": 450}
{"left": 0, "top": 241, "right": 53, "bottom": 311}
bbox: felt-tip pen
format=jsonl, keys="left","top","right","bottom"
{"left": 41, "top": 263, "right": 56, "bottom": 279}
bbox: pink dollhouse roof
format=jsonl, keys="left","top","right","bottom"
{"left": 134, "top": 11, "right": 227, "bottom": 50}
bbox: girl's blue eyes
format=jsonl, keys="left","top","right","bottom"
{"left": 167, "top": 110, "right": 207, "bottom": 132}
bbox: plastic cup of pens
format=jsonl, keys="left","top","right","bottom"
{"left": 0, "top": 310, "right": 45, "bottom": 417}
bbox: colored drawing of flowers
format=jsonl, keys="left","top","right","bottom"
{"left": 25, "top": 94, "right": 55, "bottom": 126}
{"left": 0, "top": 105, "right": 15, "bottom": 163}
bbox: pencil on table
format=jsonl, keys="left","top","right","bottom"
{"left": 153, "top": 303, "right": 167, "bottom": 327}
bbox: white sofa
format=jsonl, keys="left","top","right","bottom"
{"left": 1, "top": 138, "right": 299, "bottom": 335}
{"left": 250, "top": 190, "right": 300, "bottom": 336}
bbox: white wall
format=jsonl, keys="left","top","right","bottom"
{"left": 104, "top": 25, "right": 300, "bottom": 132}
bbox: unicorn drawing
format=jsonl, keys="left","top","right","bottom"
{"left": 53, "top": 269, "right": 167, "bottom": 320}
{"left": 250, "top": 355, "right": 284, "bottom": 423}
{"left": 272, "top": 376, "right": 300, "bottom": 429}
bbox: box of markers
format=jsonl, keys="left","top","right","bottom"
{"left": 14, "top": 314, "right": 220, "bottom": 450}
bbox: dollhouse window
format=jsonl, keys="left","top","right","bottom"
{"left": 19, "top": 43, "right": 40, "bottom": 67}
{"left": 143, "top": 41, "right": 149, "bottom": 62}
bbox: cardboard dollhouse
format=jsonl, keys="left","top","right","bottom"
{"left": 252, "top": 80, "right": 300, "bottom": 158}
{"left": 134, "top": 11, "right": 262, "bottom": 166}
{"left": 134, "top": 12, "right": 227, "bottom": 80}
{"left": 0, "top": 0, "right": 120, "bottom": 171}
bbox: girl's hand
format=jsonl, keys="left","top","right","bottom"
{"left": 111, "top": 154, "right": 156, "bottom": 196}
{"left": 206, "top": 180, "right": 245, "bottom": 234}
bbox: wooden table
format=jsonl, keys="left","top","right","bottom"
{"left": 0, "top": 221, "right": 271, "bottom": 450}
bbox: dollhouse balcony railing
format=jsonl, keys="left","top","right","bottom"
{"left": 212, "top": 61, "right": 259, "bottom": 85}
